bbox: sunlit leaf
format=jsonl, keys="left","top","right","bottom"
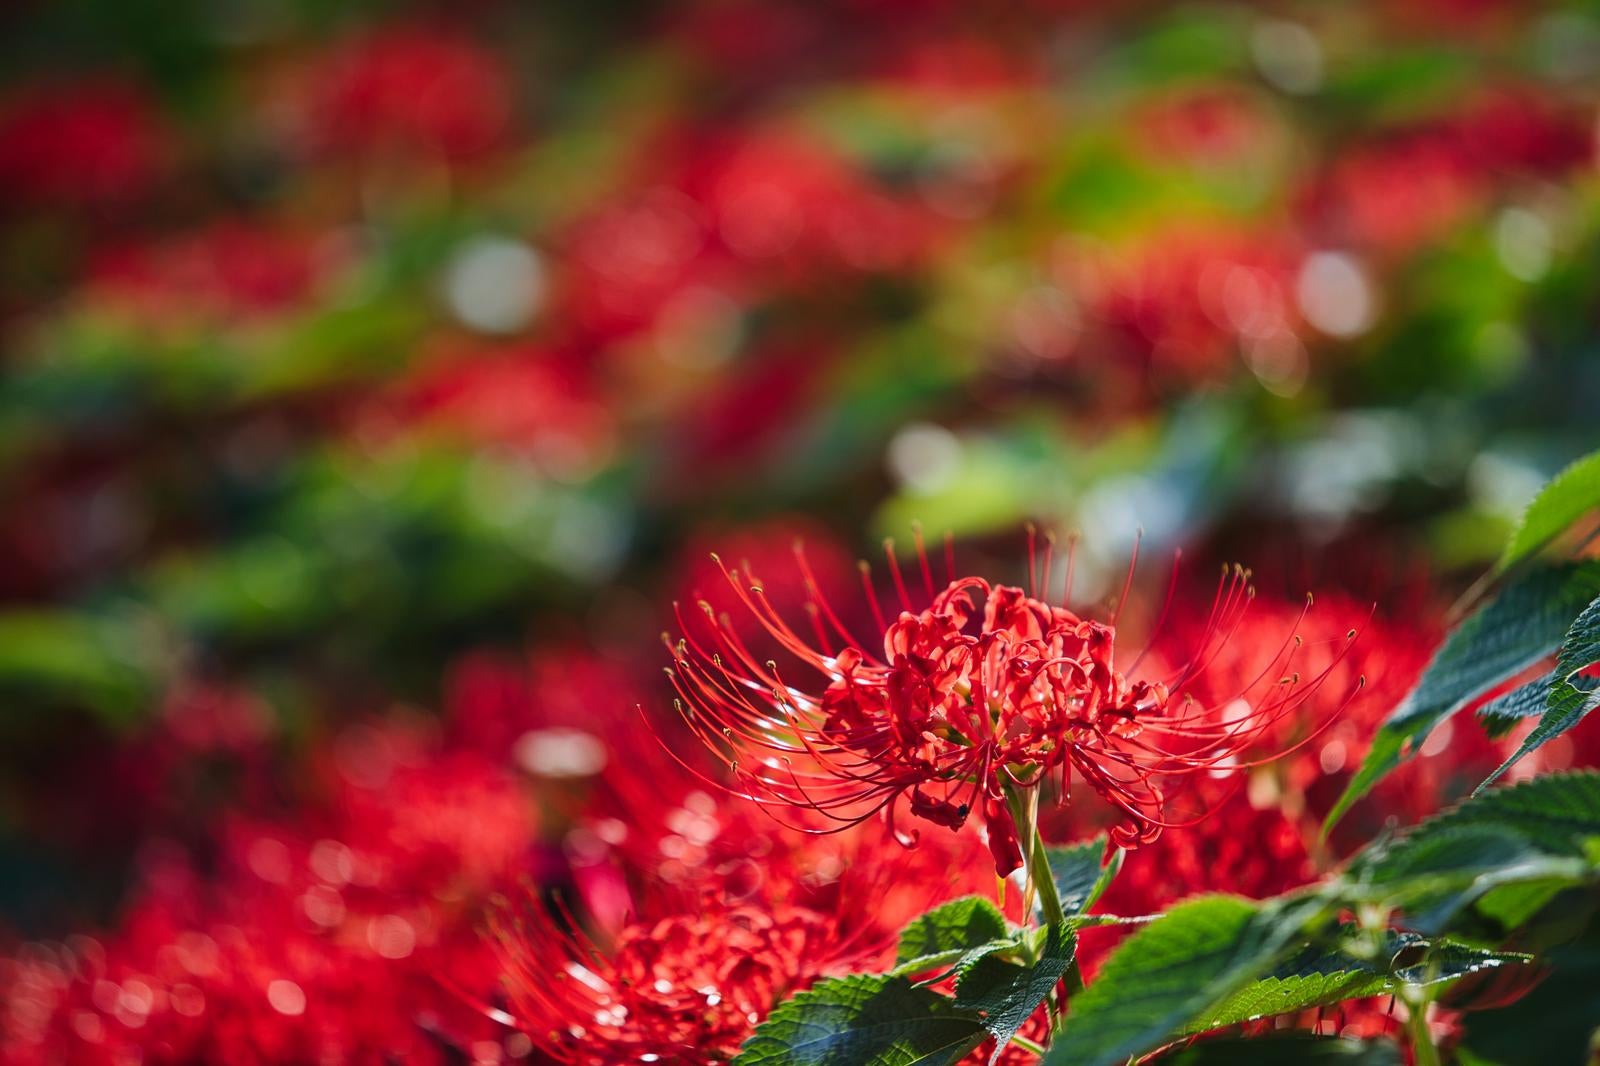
{"left": 1042, "top": 895, "right": 1325, "bottom": 1066}
{"left": 1189, "top": 933, "right": 1527, "bottom": 1035}
{"left": 1346, "top": 771, "right": 1600, "bottom": 929}
{"left": 1477, "top": 673, "right": 1600, "bottom": 792}
{"left": 1496, "top": 449, "right": 1600, "bottom": 573}
{"left": 1476, "top": 675, "right": 1560, "bottom": 739}
{"left": 1387, "top": 770, "right": 1600, "bottom": 858}
{"left": 735, "top": 974, "right": 985, "bottom": 1066}
{"left": 893, "top": 897, "right": 1017, "bottom": 981}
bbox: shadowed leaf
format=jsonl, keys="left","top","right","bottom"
{"left": 1325, "top": 563, "right": 1600, "bottom": 834}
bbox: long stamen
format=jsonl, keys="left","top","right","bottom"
{"left": 883, "top": 538, "right": 913, "bottom": 612}
{"left": 1040, "top": 530, "right": 1055, "bottom": 603}
{"left": 1026, "top": 523, "right": 1039, "bottom": 598}
{"left": 912, "top": 521, "right": 935, "bottom": 599}
{"left": 1063, "top": 531, "right": 1078, "bottom": 607}
{"left": 1110, "top": 527, "right": 1142, "bottom": 626}
{"left": 859, "top": 560, "right": 888, "bottom": 635}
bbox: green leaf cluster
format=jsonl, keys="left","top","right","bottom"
{"left": 744, "top": 774, "right": 1598, "bottom": 1065}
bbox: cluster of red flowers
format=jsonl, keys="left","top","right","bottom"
{"left": 0, "top": 712, "right": 535, "bottom": 1064}
{"left": 0, "top": 585, "right": 1002, "bottom": 1064}
{"left": 2, "top": 3, "right": 1598, "bottom": 1063}
{"left": 4, "top": 518, "right": 1599, "bottom": 1063}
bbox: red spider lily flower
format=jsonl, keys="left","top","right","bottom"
{"left": 675, "top": 518, "right": 856, "bottom": 654}
{"left": 352, "top": 345, "right": 617, "bottom": 479}
{"left": 1144, "top": 589, "right": 1514, "bottom": 858}
{"left": 1077, "top": 225, "right": 1302, "bottom": 379}
{"left": 494, "top": 894, "right": 870, "bottom": 1064}
{"left": 663, "top": 530, "right": 1363, "bottom": 876}
{"left": 565, "top": 727, "right": 999, "bottom": 938}
{"left": 1305, "top": 89, "right": 1589, "bottom": 258}
{"left": 1040, "top": 594, "right": 1438, "bottom": 925}
{"left": 468, "top": 656, "right": 998, "bottom": 1065}
{"left": 490, "top": 800, "right": 991, "bottom": 1066}
{"left": 686, "top": 129, "right": 945, "bottom": 275}
{"left": 1061, "top": 594, "right": 1470, "bottom": 1041}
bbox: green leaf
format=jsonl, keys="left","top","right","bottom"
{"left": 1404, "top": 938, "right": 1532, "bottom": 985}
{"left": 734, "top": 974, "right": 985, "bottom": 1066}
{"left": 953, "top": 922, "right": 1074, "bottom": 1063}
{"left": 1324, "top": 563, "right": 1600, "bottom": 834}
{"left": 1045, "top": 835, "right": 1118, "bottom": 917}
{"left": 1482, "top": 595, "right": 1600, "bottom": 787}
{"left": 893, "top": 897, "right": 1015, "bottom": 978}
{"left": 1355, "top": 823, "right": 1544, "bottom": 889}
{"left": 1042, "top": 895, "right": 1325, "bottom": 1066}
{"left": 0, "top": 609, "right": 164, "bottom": 723}
{"left": 1476, "top": 675, "right": 1558, "bottom": 738}
{"left": 1473, "top": 878, "right": 1571, "bottom": 929}
{"left": 1184, "top": 963, "right": 1386, "bottom": 1034}
{"left": 1160, "top": 1033, "right": 1402, "bottom": 1065}
{"left": 1346, "top": 772, "right": 1600, "bottom": 929}
{"left": 1555, "top": 593, "right": 1600, "bottom": 678}
{"left": 1184, "top": 936, "right": 1401, "bottom": 1035}
{"left": 1384, "top": 770, "right": 1600, "bottom": 857}
{"left": 1068, "top": 913, "right": 1161, "bottom": 929}
{"left": 1183, "top": 932, "right": 1525, "bottom": 1035}
{"left": 1477, "top": 675, "right": 1600, "bottom": 792}
{"left": 1496, "top": 448, "right": 1600, "bottom": 573}
{"left": 1402, "top": 850, "right": 1592, "bottom": 935}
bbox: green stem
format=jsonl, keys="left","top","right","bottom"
{"left": 1029, "top": 824, "right": 1066, "bottom": 928}
{"left": 1005, "top": 782, "right": 1072, "bottom": 1042}
{"left": 1003, "top": 784, "right": 1067, "bottom": 928}
{"left": 1406, "top": 997, "right": 1441, "bottom": 1066}
{"left": 1031, "top": 823, "right": 1080, "bottom": 1032}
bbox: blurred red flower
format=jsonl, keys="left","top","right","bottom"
{"left": 0, "top": 78, "right": 169, "bottom": 211}
{"left": 85, "top": 221, "right": 327, "bottom": 322}
{"left": 355, "top": 345, "right": 616, "bottom": 479}
{"left": 0, "top": 719, "right": 532, "bottom": 1065}
{"left": 298, "top": 27, "right": 512, "bottom": 165}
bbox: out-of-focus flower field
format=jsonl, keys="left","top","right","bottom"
{"left": 2, "top": 2, "right": 1600, "bottom": 1064}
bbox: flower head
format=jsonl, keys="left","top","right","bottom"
{"left": 496, "top": 894, "right": 862, "bottom": 1065}
{"left": 492, "top": 789, "right": 991, "bottom": 1065}
{"left": 665, "top": 531, "right": 1360, "bottom": 874}
{"left": 489, "top": 676, "right": 998, "bottom": 1065}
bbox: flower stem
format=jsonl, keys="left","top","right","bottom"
{"left": 1004, "top": 782, "right": 1071, "bottom": 1043}
{"left": 1003, "top": 785, "right": 1065, "bottom": 928}
{"left": 1406, "top": 997, "right": 1441, "bottom": 1066}
{"left": 1029, "top": 824, "right": 1066, "bottom": 928}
